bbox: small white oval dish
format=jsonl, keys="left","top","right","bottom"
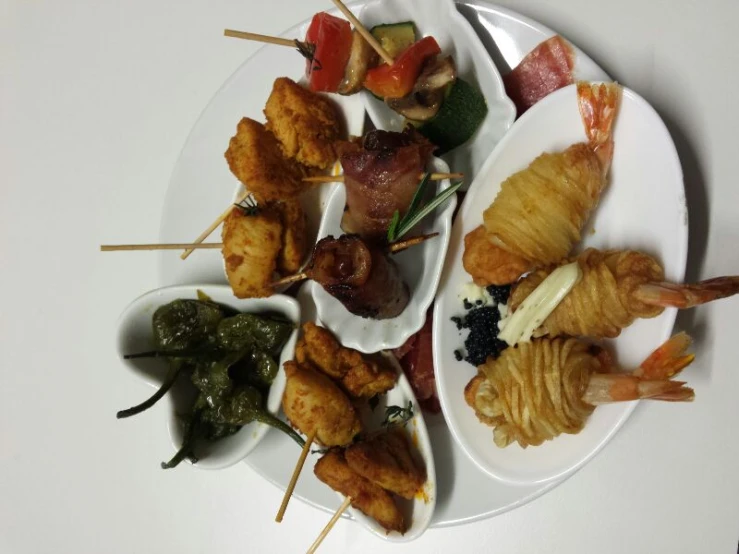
{"left": 433, "top": 83, "right": 688, "bottom": 484}
{"left": 359, "top": 0, "right": 516, "bottom": 181}
{"left": 295, "top": 286, "right": 437, "bottom": 542}
{"left": 312, "top": 156, "right": 457, "bottom": 353}
{"left": 116, "top": 285, "right": 300, "bottom": 470}
{"left": 328, "top": 352, "right": 437, "bottom": 542}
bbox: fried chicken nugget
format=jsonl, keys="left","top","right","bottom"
{"left": 463, "top": 225, "right": 533, "bottom": 286}
{"left": 221, "top": 206, "right": 282, "bottom": 298}
{"left": 282, "top": 361, "right": 361, "bottom": 446}
{"left": 265, "top": 77, "right": 343, "bottom": 170}
{"left": 314, "top": 449, "right": 407, "bottom": 534}
{"left": 272, "top": 199, "right": 307, "bottom": 274}
{"left": 296, "top": 322, "right": 397, "bottom": 397}
{"left": 345, "top": 429, "right": 426, "bottom": 500}
{"left": 225, "top": 117, "right": 307, "bottom": 201}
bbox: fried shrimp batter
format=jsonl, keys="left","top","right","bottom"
{"left": 465, "top": 83, "right": 621, "bottom": 284}
{"left": 221, "top": 205, "right": 282, "bottom": 298}
{"left": 265, "top": 77, "right": 343, "bottom": 170}
{"left": 345, "top": 429, "right": 426, "bottom": 500}
{"left": 282, "top": 361, "right": 361, "bottom": 446}
{"left": 466, "top": 335, "right": 695, "bottom": 448}
{"left": 462, "top": 226, "right": 533, "bottom": 286}
{"left": 272, "top": 199, "right": 307, "bottom": 274}
{"left": 510, "top": 248, "right": 664, "bottom": 339}
{"left": 295, "top": 322, "right": 397, "bottom": 397}
{"left": 314, "top": 449, "right": 406, "bottom": 534}
{"left": 225, "top": 117, "right": 307, "bottom": 201}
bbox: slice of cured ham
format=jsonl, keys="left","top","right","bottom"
{"left": 503, "top": 36, "right": 575, "bottom": 116}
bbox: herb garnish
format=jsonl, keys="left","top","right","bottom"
{"left": 233, "top": 193, "right": 259, "bottom": 216}
{"left": 382, "top": 401, "right": 414, "bottom": 428}
{"left": 387, "top": 173, "right": 462, "bottom": 243}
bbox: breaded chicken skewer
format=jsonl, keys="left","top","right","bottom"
{"left": 276, "top": 360, "right": 362, "bottom": 522}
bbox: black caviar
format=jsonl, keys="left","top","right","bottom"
{"left": 453, "top": 285, "right": 511, "bottom": 367}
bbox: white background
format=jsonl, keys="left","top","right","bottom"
{"left": 3, "top": 0, "right": 739, "bottom": 552}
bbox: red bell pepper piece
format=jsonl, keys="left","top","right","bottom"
{"left": 363, "top": 36, "right": 441, "bottom": 98}
{"left": 304, "top": 12, "right": 353, "bottom": 92}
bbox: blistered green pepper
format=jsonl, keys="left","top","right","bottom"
{"left": 204, "top": 386, "right": 305, "bottom": 447}
{"left": 217, "top": 313, "right": 293, "bottom": 355}
{"left": 117, "top": 300, "right": 225, "bottom": 419}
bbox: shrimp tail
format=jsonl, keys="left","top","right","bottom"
{"left": 633, "top": 276, "right": 739, "bottom": 309}
{"left": 635, "top": 332, "right": 694, "bottom": 379}
{"left": 577, "top": 81, "right": 621, "bottom": 173}
{"left": 583, "top": 333, "right": 696, "bottom": 404}
{"left": 583, "top": 374, "right": 695, "bottom": 405}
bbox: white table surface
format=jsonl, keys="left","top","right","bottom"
{"left": 3, "top": 0, "right": 739, "bottom": 552}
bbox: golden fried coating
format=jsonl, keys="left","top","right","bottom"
{"left": 296, "top": 322, "right": 397, "bottom": 397}
{"left": 272, "top": 199, "right": 307, "bottom": 274}
{"left": 314, "top": 449, "right": 406, "bottom": 534}
{"left": 462, "top": 226, "right": 533, "bottom": 286}
{"left": 225, "top": 117, "right": 307, "bottom": 201}
{"left": 345, "top": 429, "right": 426, "bottom": 500}
{"left": 471, "top": 338, "right": 597, "bottom": 448}
{"left": 281, "top": 361, "right": 361, "bottom": 446}
{"left": 264, "top": 77, "right": 342, "bottom": 170}
{"left": 510, "top": 248, "right": 665, "bottom": 339}
{"left": 221, "top": 206, "right": 282, "bottom": 298}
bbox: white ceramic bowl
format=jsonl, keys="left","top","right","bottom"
{"left": 359, "top": 0, "right": 516, "bottom": 181}
{"left": 433, "top": 83, "right": 687, "bottom": 484}
{"left": 116, "top": 285, "right": 300, "bottom": 470}
{"left": 311, "top": 156, "right": 457, "bottom": 353}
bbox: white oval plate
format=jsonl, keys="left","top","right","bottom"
{"left": 116, "top": 285, "right": 300, "bottom": 469}
{"left": 312, "top": 156, "right": 457, "bottom": 353}
{"left": 159, "top": 0, "right": 617, "bottom": 526}
{"left": 359, "top": 0, "right": 516, "bottom": 181}
{"left": 433, "top": 83, "right": 688, "bottom": 484}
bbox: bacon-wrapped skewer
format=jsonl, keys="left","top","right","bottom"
{"left": 340, "top": 128, "right": 435, "bottom": 241}
{"left": 509, "top": 248, "right": 739, "bottom": 339}
{"left": 465, "top": 333, "right": 695, "bottom": 448}
{"left": 272, "top": 233, "right": 437, "bottom": 320}
{"left": 308, "top": 235, "right": 410, "bottom": 319}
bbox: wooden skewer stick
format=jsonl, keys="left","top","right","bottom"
{"left": 275, "top": 431, "right": 316, "bottom": 523}
{"left": 180, "top": 189, "right": 250, "bottom": 260}
{"left": 329, "top": 0, "right": 394, "bottom": 65}
{"left": 388, "top": 231, "right": 439, "bottom": 253}
{"left": 223, "top": 29, "right": 296, "bottom": 47}
{"left": 271, "top": 272, "right": 309, "bottom": 288}
{"left": 306, "top": 496, "right": 352, "bottom": 554}
{"left": 302, "top": 172, "right": 464, "bottom": 184}
{"left": 269, "top": 232, "right": 439, "bottom": 288}
{"left": 101, "top": 243, "right": 223, "bottom": 252}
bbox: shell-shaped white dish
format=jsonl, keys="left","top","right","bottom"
{"left": 312, "top": 156, "right": 457, "bottom": 353}
{"left": 359, "top": 0, "right": 515, "bottom": 181}
{"left": 433, "top": 83, "right": 688, "bottom": 484}
{"left": 116, "top": 285, "right": 300, "bottom": 469}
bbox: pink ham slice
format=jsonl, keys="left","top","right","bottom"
{"left": 503, "top": 35, "right": 575, "bottom": 116}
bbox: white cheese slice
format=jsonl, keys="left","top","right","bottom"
{"left": 498, "top": 262, "right": 582, "bottom": 345}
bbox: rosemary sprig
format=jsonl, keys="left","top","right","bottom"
{"left": 382, "top": 401, "right": 414, "bottom": 428}
{"left": 233, "top": 193, "right": 259, "bottom": 216}
{"left": 387, "top": 173, "right": 462, "bottom": 243}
